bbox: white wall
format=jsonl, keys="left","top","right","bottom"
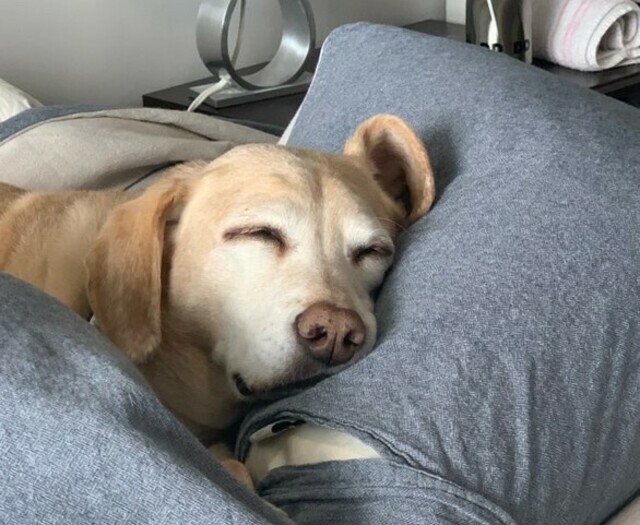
{"left": 0, "top": 0, "right": 444, "bottom": 107}
{"left": 446, "top": 0, "right": 465, "bottom": 24}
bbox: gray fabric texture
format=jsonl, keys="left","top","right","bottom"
{"left": 0, "top": 273, "right": 287, "bottom": 525}
{"left": 0, "top": 107, "right": 276, "bottom": 191}
{"left": 238, "top": 24, "right": 640, "bottom": 525}
{"left": 259, "top": 460, "right": 513, "bottom": 525}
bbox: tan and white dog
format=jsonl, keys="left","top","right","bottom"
{"left": 0, "top": 114, "right": 435, "bottom": 484}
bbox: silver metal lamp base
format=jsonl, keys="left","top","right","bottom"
{"left": 190, "top": 72, "right": 313, "bottom": 108}
{"left": 195, "top": 0, "right": 315, "bottom": 108}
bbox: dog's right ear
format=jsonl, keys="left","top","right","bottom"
{"left": 85, "top": 175, "right": 191, "bottom": 363}
{"left": 344, "top": 114, "right": 435, "bottom": 226}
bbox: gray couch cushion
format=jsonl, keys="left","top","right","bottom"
{"left": 238, "top": 23, "right": 640, "bottom": 525}
{"left": 0, "top": 274, "right": 289, "bottom": 524}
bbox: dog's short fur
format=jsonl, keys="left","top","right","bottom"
{"left": 0, "top": 114, "right": 434, "bottom": 482}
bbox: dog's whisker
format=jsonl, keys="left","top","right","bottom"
{"left": 376, "top": 216, "right": 407, "bottom": 233}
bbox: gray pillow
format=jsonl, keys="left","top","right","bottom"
{"left": 237, "top": 23, "right": 640, "bottom": 525}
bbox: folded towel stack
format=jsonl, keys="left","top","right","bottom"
{"left": 532, "top": 0, "right": 640, "bottom": 71}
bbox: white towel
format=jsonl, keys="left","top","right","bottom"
{"left": 532, "top": 0, "right": 640, "bottom": 71}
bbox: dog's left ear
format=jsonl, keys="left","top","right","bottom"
{"left": 344, "top": 114, "right": 435, "bottom": 225}
{"left": 85, "top": 174, "right": 192, "bottom": 363}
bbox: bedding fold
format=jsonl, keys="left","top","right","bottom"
{"left": 0, "top": 107, "right": 276, "bottom": 191}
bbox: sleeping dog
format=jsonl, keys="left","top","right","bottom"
{"left": 0, "top": 114, "right": 435, "bottom": 485}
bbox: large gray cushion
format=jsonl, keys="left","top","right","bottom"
{"left": 0, "top": 274, "right": 287, "bottom": 524}
{"left": 238, "top": 23, "right": 640, "bottom": 525}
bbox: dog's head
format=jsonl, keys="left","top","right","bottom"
{"left": 86, "top": 114, "right": 434, "bottom": 430}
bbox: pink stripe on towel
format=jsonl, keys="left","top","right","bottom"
{"left": 563, "top": 0, "right": 594, "bottom": 62}
{"left": 548, "top": 0, "right": 575, "bottom": 55}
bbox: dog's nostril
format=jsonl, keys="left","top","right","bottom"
{"left": 343, "top": 330, "right": 364, "bottom": 348}
{"left": 307, "top": 325, "right": 327, "bottom": 342}
{"left": 295, "top": 302, "right": 366, "bottom": 366}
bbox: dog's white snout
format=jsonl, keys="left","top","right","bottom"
{"left": 294, "top": 301, "right": 366, "bottom": 365}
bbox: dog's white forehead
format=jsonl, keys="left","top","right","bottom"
{"left": 201, "top": 144, "right": 395, "bottom": 241}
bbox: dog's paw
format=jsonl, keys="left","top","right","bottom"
{"left": 208, "top": 443, "right": 294, "bottom": 521}
{"left": 208, "top": 442, "right": 254, "bottom": 490}
{"left": 220, "top": 457, "right": 255, "bottom": 490}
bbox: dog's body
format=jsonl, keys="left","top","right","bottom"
{"left": 0, "top": 185, "right": 131, "bottom": 317}
{"left": 0, "top": 115, "right": 435, "bottom": 485}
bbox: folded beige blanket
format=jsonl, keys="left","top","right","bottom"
{"left": 0, "top": 107, "right": 276, "bottom": 191}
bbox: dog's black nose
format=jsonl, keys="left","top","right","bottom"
{"left": 295, "top": 302, "right": 366, "bottom": 365}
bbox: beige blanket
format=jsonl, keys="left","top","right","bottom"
{"left": 0, "top": 107, "right": 277, "bottom": 191}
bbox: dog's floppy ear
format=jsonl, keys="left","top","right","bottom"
{"left": 85, "top": 175, "right": 191, "bottom": 363}
{"left": 344, "top": 114, "right": 435, "bottom": 225}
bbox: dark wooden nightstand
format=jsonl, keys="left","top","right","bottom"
{"left": 143, "top": 77, "right": 307, "bottom": 136}
{"left": 143, "top": 20, "right": 640, "bottom": 135}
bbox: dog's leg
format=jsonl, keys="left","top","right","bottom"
{"left": 210, "top": 442, "right": 293, "bottom": 522}
{"left": 208, "top": 442, "right": 254, "bottom": 490}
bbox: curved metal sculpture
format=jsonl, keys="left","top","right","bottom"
{"left": 196, "top": 0, "right": 316, "bottom": 91}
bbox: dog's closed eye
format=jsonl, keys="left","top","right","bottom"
{"left": 351, "top": 243, "right": 394, "bottom": 264}
{"left": 223, "top": 225, "right": 287, "bottom": 252}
